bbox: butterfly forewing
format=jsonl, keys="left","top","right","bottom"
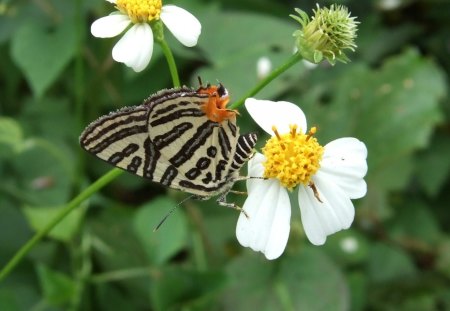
{"left": 80, "top": 106, "right": 153, "bottom": 175}
{"left": 80, "top": 86, "right": 256, "bottom": 199}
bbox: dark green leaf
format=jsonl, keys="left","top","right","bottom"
{"left": 10, "top": 21, "right": 77, "bottom": 97}
{"left": 388, "top": 201, "right": 441, "bottom": 245}
{"left": 133, "top": 197, "right": 188, "bottom": 265}
{"left": 36, "top": 264, "right": 75, "bottom": 306}
{"left": 224, "top": 247, "right": 349, "bottom": 311}
{"left": 150, "top": 266, "right": 226, "bottom": 311}
{"left": 368, "top": 243, "right": 417, "bottom": 283}
{"left": 11, "top": 138, "right": 72, "bottom": 206}
{"left": 0, "top": 200, "right": 32, "bottom": 265}
{"left": 416, "top": 132, "right": 450, "bottom": 197}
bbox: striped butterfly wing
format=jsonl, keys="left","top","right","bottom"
{"left": 80, "top": 86, "right": 256, "bottom": 198}
{"left": 80, "top": 105, "right": 151, "bottom": 175}
{"left": 146, "top": 89, "right": 240, "bottom": 196}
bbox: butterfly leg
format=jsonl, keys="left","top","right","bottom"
{"left": 228, "top": 190, "right": 247, "bottom": 195}
{"left": 216, "top": 195, "right": 249, "bottom": 219}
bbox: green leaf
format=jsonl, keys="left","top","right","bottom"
{"left": 89, "top": 205, "right": 148, "bottom": 271}
{"left": 22, "top": 203, "right": 86, "bottom": 242}
{"left": 0, "top": 200, "right": 32, "bottom": 264}
{"left": 358, "top": 17, "right": 421, "bottom": 64}
{"left": 150, "top": 267, "right": 227, "bottom": 311}
{"left": 19, "top": 96, "right": 77, "bottom": 143}
{"left": 415, "top": 132, "right": 450, "bottom": 197}
{"left": 133, "top": 197, "right": 188, "bottom": 265}
{"left": 36, "top": 263, "right": 75, "bottom": 306}
{"left": 223, "top": 247, "right": 349, "bottom": 311}
{"left": 94, "top": 283, "right": 137, "bottom": 311}
{"left": 11, "top": 138, "right": 72, "bottom": 205}
{"left": 388, "top": 201, "right": 441, "bottom": 245}
{"left": 0, "top": 117, "right": 23, "bottom": 158}
{"left": 0, "top": 288, "right": 21, "bottom": 311}
{"left": 358, "top": 49, "right": 445, "bottom": 173}
{"left": 347, "top": 272, "right": 369, "bottom": 311}
{"left": 368, "top": 243, "right": 417, "bottom": 283}
{"left": 10, "top": 21, "right": 77, "bottom": 97}
{"left": 195, "top": 10, "right": 303, "bottom": 101}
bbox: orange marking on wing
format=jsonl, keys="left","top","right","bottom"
{"left": 197, "top": 84, "right": 238, "bottom": 123}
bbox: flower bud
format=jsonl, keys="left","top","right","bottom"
{"left": 291, "top": 4, "right": 359, "bottom": 65}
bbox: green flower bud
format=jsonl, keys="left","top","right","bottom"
{"left": 291, "top": 4, "right": 359, "bottom": 65}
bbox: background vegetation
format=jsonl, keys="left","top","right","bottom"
{"left": 0, "top": 0, "right": 449, "bottom": 310}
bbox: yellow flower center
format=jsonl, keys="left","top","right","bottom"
{"left": 263, "top": 125, "right": 324, "bottom": 190}
{"left": 116, "top": 0, "right": 162, "bottom": 23}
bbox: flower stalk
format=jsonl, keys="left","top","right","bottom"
{"left": 229, "top": 52, "right": 303, "bottom": 110}
{"left": 158, "top": 39, "right": 181, "bottom": 87}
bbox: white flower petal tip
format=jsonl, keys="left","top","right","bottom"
{"left": 160, "top": 5, "right": 201, "bottom": 47}
{"left": 112, "top": 24, "right": 153, "bottom": 72}
{"left": 245, "top": 98, "right": 307, "bottom": 136}
{"left": 320, "top": 137, "right": 368, "bottom": 199}
{"left": 91, "top": 13, "right": 131, "bottom": 38}
{"left": 298, "top": 175, "right": 355, "bottom": 246}
{"left": 236, "top": 179, "right": 291, "bottom": 260}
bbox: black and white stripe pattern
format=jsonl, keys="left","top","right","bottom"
{"left": 79, "top": 86, "right": 257, "bottom": 198}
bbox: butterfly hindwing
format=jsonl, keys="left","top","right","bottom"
{"left": 146, "top": 92, "right": 239, "bottom": 195}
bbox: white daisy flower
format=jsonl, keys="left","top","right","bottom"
{"left": 91, "top": 0, "right": 201, "bottom": 72}
{"left": 236, "top": 98, "right": 368, "bottom": 260}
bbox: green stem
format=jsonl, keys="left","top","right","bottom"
{"left": 0, "top": 168, "right": 123, "bottom": 282}
{"left": 229, "top": 52, "right": 303, "bottom": 109}
{"left": 90, "top": 267, "right": 155, "bottom": 283}
{"left": 159, "top": 39, "right": 181, "bottom": 88}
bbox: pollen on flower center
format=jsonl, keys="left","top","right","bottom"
{"left": 116, "top": 0, "right": 162, "bottom": 23}
{"left": 262, "top": 125, "right": 324, "bottom": 190}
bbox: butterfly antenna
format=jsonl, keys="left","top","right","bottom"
{"left": 153, "top": 195, "right": 195, "bottom": 232}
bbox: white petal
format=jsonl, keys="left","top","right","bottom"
{"left": 91, "top": 13, "right": 131, "bottom": 38}
{"left": 320, "top": 138, "right": 368, "bottom": 199}
{"left": 112, "top": 24, "right": 153, "bottom": 72}
{"left": 298, "top": 174, "right": 355, "bottom": 245}
{"left": 236, "top": 179, "right": 291, "bottom": 260}
{"left": 106, "top": 0, "right": 116, "bottom": 3}
{"left": 246, "top": 152, "right": 265, "bottom": 193}
{"left": 324, "top": 138, "right": 368, "bottom": 160}
{"left": 245, "top": 98, "right": 307, "bottom": 136}
{"left": 160, "top": 5, "right": 201, "bottom": 47}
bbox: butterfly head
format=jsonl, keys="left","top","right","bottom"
{"left": 197, "top": 82, "right": 238, "bottom": 123}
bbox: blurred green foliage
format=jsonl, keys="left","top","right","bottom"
{"left": 1, "top": 0, "right": 450, "bottom": 310}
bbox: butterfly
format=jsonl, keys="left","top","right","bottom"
{"left": 79, "top": 83, "right": 257, "bottom": 210}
